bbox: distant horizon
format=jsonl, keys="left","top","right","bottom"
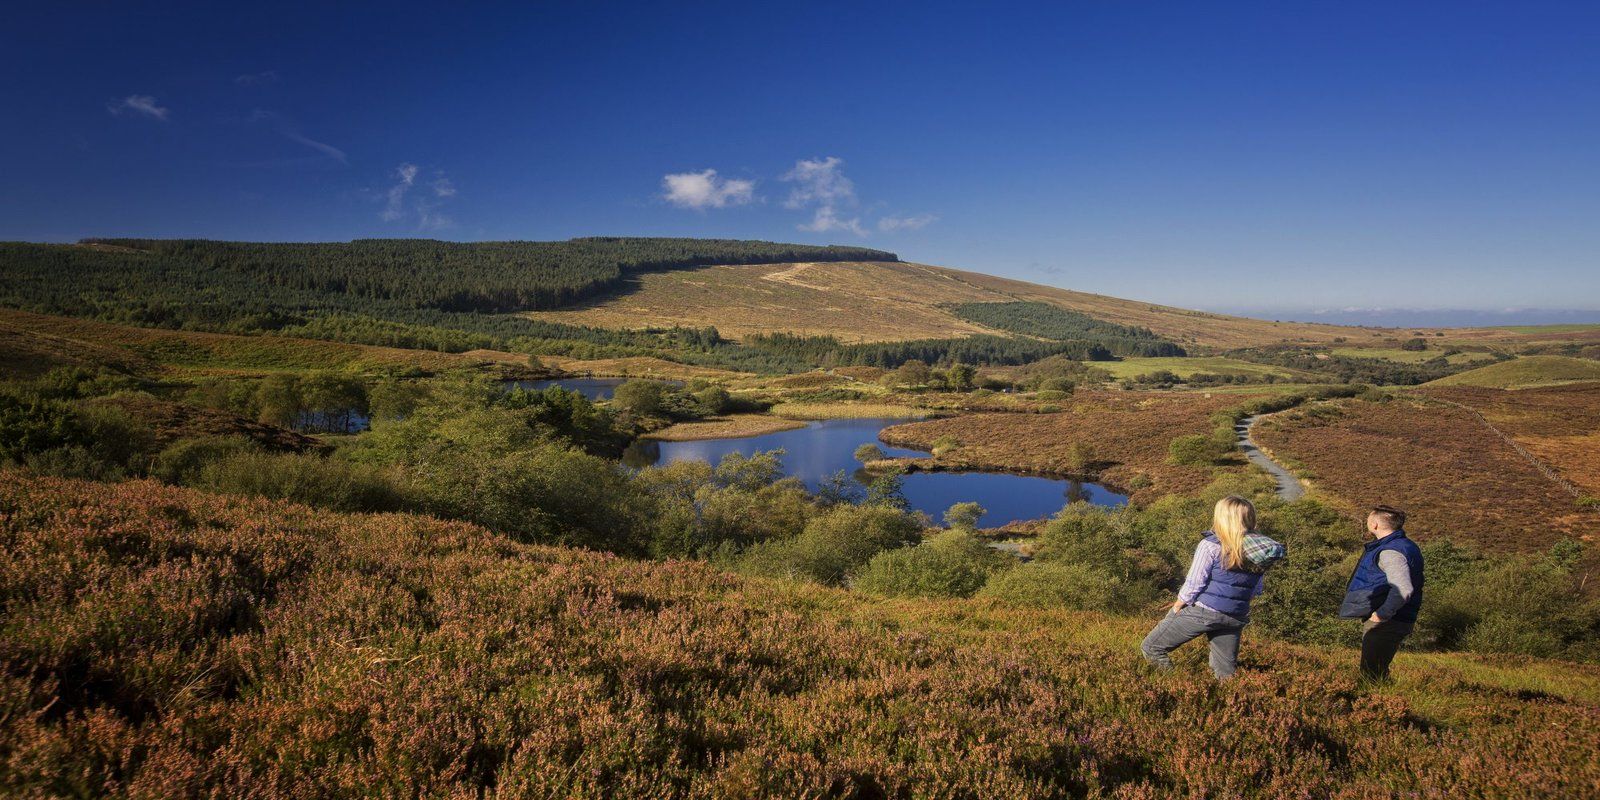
{"left": 1202, "top": 306, "right": 1600, "bottom": 329}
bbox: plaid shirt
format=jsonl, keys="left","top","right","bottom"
{"left": 1242, "top": 532, "right": 1287, "bottom": 569}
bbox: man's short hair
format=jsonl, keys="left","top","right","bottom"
{"left": 1369, "top": 505, "right": 1406, "bottom": 530}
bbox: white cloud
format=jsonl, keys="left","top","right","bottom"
{"left": 382, "top": 163, "right": 419, "bottom": 221}
{"left": 781, "top": 156, "right": 855, "bottom": 209}
{"left": 107, "top": 94, "right": 169, "bottom": 121}
{"left": 382, "top": 163, "right": 456, "bottom": 230}
{"left": 877, "top": 214, "right": 936, "bottom": 232}
{"left": 662, "top": 169, "right": 756, "bottom": 209}
{"left": 800, "top": 206, "right": 868, "bottom": 237}
{"left": 781, "top": 156, "right": 875, "bottom": 237}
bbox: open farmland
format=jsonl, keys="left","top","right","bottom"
{"left": 1252, "top": 395, "right": 1599, "bottom": 550}
{"left": 0, "top": 308, "right": 517, "bottom": 378}
{"left": 525, "top": 261, "right": 1364, "bottom": 348}
{"left": 1421, "top": 383, "right": 1600, "bottom": 498}
{"left": 879, "top": 391, "right": 1258, "bottom": 501}
{"left": 4, "top": 474, "right": 1599, "bottom": 798}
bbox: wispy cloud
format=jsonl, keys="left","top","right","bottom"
{"left": 249, "top": 109, "right": 346, "bottom": 163}
{"left": 234, "top": 70, "right": 279, "bottom": 86}
{"left": 382, "top": 163, "right": 420, "bottom": 221}
{"left": 799, "top": 206, "right": 868, "bottom": 237}
{"left": 107, "top": 94, "right": 169, "bottom": 121}
{"left": 878, "top": 214, "right": 936, "bottom": 232}
{"left": 382, "top": 163, "right": 455, "bottom": 230}
{"left": 782, "top": 156, "right": 868, "bottom": 236}
{"left": 661, "top": 168, "right": 756, "bottom": 210}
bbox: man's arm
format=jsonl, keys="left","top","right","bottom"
{"left": 1371, "top": 550, "right": 1414, "bottom": 621}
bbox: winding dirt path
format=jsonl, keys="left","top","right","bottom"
{"left": 1237, "top": 415, "right": 1305, "bottom": 501}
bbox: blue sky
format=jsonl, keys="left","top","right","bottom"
{"left": 3, "top": 2, "right": 1598, "bottom": 318}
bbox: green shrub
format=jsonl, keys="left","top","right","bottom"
{"left": 693, "top": 385, "right": 732, "bottom": 415}
{"left": 1168, "top": 434, "right": 1229, "bottom": 466}
{"left": 854, "top": 442, "right": 886, "bottom": 462}
{"left": 196, "top": 451, "right": 414, "bottom": 514}
{"left": 611, "top": 379, "right": 668, "bottom": 415}
{"left": 1462, "top": 612, "right": 1563, "bottom": 658}
{"left": 943, "top": 501, "right": 985, "bottom": 531}
{"left": 737, "top": 504, "right": 920, "bottom": 585}
{"left": 855, "top": 531, "right": 1010, "bottom": 598}
{"left": 151, "top": 435, "right": 262, "bottom": 485}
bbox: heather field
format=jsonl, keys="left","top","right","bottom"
{"left": 879, "top": 391, "right": 1258, "bottom": 502}
{"left": 1421, "top": 382, "right": 1600, "bottom": 497}
{"left": 1252, "top": 395, "right": 1599, "bottom": 551}
{"left": 4, "top": 474, "right": 1600, "bottom": 798}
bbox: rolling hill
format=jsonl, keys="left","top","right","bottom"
{"left": 523, "top": 260, "right": 1364, "bottom": 348}
{"left": 1425, "top": 355, "right": 1600, "bottom": 388}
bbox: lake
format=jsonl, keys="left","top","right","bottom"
{"left": 623, "top": 417, "right": 1127, "bottom": 527}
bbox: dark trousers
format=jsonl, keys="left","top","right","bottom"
{"left": 1360, "top": 619, "right": 1414, "bottom": 681}
{"left": 1141, "top": 605, "right": 1247, "bottom": 680}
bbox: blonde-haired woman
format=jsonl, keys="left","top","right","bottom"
{"left": 1140, "top": 495, "right": 1285, "bottom": 680}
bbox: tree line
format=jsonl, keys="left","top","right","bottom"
{"left": 951, "top": 301, "right": 1186, "bottom": 357}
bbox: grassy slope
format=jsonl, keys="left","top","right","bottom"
{"left": 3, "top": 473, "right": 1598, "bottom": 797}
{"left": 1426, "top": 355, "right": 1600, "bottom": 388}
{"left": 1328, "top": 347, "right": 1497, "bottom": 365}
{"left": 0, "top": 308, "right": 519, "bottom": 378}
{"left": 1089, "top": 355, "right": 1308, "bottom": 380}
{"left": 524, "top": 261, "right": 1365, "bottom": 348}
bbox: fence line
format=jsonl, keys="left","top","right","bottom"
{"left": 1433, "top": 399, "right": 1583, "bottom": 499}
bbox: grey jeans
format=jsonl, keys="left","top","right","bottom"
{"left": 1141, "top": 605, "right": 1248, "bottom": 680}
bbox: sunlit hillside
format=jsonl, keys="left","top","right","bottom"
{"left": 524, "top": 261, "right": 1366, "bottom": 348}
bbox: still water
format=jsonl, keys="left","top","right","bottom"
{"left": 623, "top": 417, "right": 1127, "bottom": 528}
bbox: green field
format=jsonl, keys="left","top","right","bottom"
{"left": 1426, "top": 355, "right": 1600, "bottom": 388}
{"left": 1330, "top": 347, "right": 1498, "bottom": 365}
{"left": 1092, "top": 356, "right": 1304, "bottom": 380}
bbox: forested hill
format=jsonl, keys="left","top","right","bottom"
{"left": 0, "top": 237, "right": 896, "bottom": 320}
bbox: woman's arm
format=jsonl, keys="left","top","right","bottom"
{"left": 1174, "top": 539, "right": 1220, "bottom": 609}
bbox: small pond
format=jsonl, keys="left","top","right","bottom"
{"left": 622, "top": 417, "right": 1126, "bottom": 528}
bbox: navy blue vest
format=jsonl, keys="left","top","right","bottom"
{"left": 1194, "top": 533, "right": 1263, "bottom": 620}
{"left": 1339, "top": 530, "right": 1425, "bottom": 623}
